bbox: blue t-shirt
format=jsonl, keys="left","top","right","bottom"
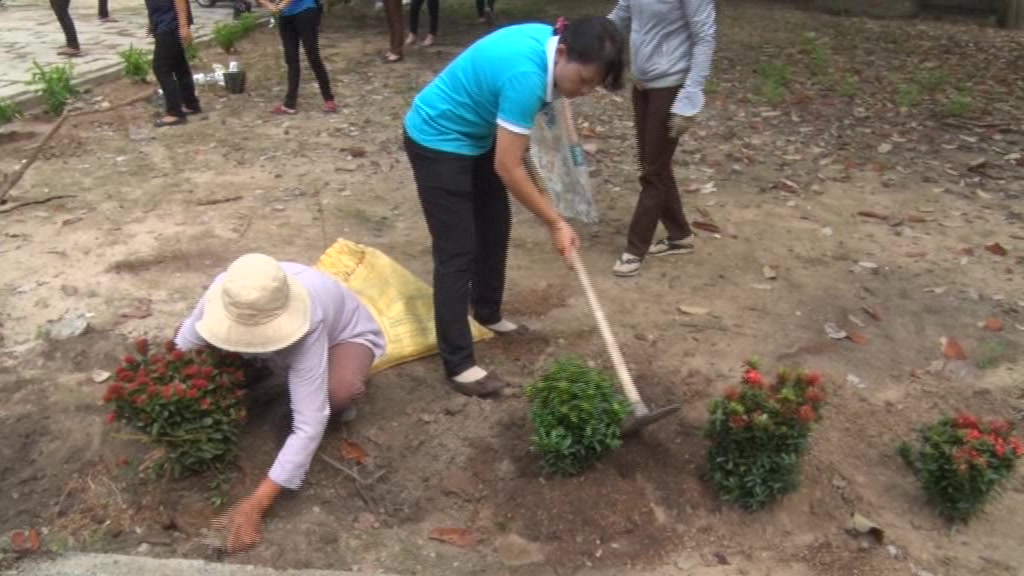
{"left": 281, "top": 0, "right": 317, "bottom": 17}
{"left": 404, "top": 23, "right": 555, "bottom": 156}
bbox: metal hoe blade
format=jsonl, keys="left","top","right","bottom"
{"left": 621, "top": 403, "right": 682, "bottom": 436}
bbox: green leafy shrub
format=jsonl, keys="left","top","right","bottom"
{"left": 185, "top": 42, "right": 201, "bottom": 63}
{"left": 119, "top": 44, "right": 152, "bottom": 83}
{"left": 0, "top": 99, "right": 22, "bottom": 124}
{"left": 213, "top": 21, "right": 245, "bottom": 53}
{"left": 705, "top": 358, "right": 827, "bottom": 511}
{"left": 27, "top": 60, "right": 80, "bottom": 116}
{"left": 236, "top": 12, "right": 258, "bottom": 35}
{"left": 103, "top": 338, "right": 249, "bottom": 479}
{"left": 898, "top": 413, "right": 1022, "bottom": 524}
{"left": 525, "top": 357, "right": 630, "bottom": 476}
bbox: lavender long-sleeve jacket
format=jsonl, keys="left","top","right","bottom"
{"left": 607, "top": 0, "right": 717, "bottom": 117}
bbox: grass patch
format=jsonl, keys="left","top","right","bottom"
{"left": 27, "top": 60, "right": 80, "bottom": 116}
{"left": 0, "top": 99, "right": 22, "bottom": 124}
{"left": 975, "top": 338, "right": 1014, "bottom": 370}
{"left": 119, "top": 44, "right": 152, "bottom": 83}
{"left": 944, "top": 88, "right": 974, "bottom": 117}
{"left": 758, "top": 61, "right": 791, "bottom": 106}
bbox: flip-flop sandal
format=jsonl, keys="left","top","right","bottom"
{"left": 99, "top": 17, "right": 119, "bottom": 22}
{"left": 272, "top": 105, "right": 297, "bottom": 115}
{"left": 58, "top": 48, "right": 83, "bottom": 57}
{"left": 154, "top": 116, "right": 187, "bottom": 127}
{"left": 182, "top": 106, "right": 203, "bottom": 115}
{"left": 382, "top": 52, "right": 403, "bottom": 64}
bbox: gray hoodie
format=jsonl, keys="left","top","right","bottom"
{"left": 607, "top": 0, "right": 717, "bottom": 117}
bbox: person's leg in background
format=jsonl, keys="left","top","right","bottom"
{"left": 422, "top": 0, "right": 438, "bottom": 46}
{"left": 383, "top": 0, "right": 404, "bottom": 62}
{"left": 615, "top": 85, "right": 693, "bottom": 276}
{"left": 152, "top": 30, "right": 187, "bottom": 125}
{"left": 295, "top": 7, "right": 336, "bottom": 112}
{"left": 275, "top": 14, "right": 302, "bottom": 113}
{"left": 476, "top": 0, "right": 494, "bottom": 24}
{"left": 406, "top": 0, "right": 424, "bottom": 45}
{"left": 97, "top": 0, "right": 115, "bottom": 22}
{"left": 171, "top": 32, "right": 201, "bottom": 115}
{"left": 50, "top": 0, "right": 81, "bottom": 55}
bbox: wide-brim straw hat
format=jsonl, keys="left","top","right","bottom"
{"left": 196, "top": 253, "right": 311, "bottom": 354}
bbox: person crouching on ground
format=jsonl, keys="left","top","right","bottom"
{"left": 146, "top": 0, "right": 202, "bottom": 127}
{"left": 403, "top": 17, "right": 625, "bottom": 396}
{"left": 607, "top": 0, "right": 716, "bottom": 277}
{"left": 260, "top": 0, "right": 338, "bottom": 114}
{"left": 174, "top": 254, "right": 385, "bottom": 553}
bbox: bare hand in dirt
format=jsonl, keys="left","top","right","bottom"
{"left": 213, "top": 499, "right": 264, "bottom": 553}
{"left": 549, "top": 220, "right": 580, "bottom": 267}
{"left": 667, "top": 114, "right": 695, "bottom": 139}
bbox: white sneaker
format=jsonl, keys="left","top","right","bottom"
{"left": 612, "top": 253, "right": 642, "bottom": 277}
{"left": 648, "top": 235, "right": 695, "bottom": 256}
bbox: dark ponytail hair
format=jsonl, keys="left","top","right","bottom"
{"left": 555, "top": 16, "right": 625, "bottom": 92}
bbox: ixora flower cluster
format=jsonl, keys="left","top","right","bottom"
{"left": 900, "top": 412, "right": 1023, "bottom": 523}
{"left": 704, "top": 358, "right": 827, "bottom": 511}
{"left": 103, "top": 338, "right": 249, "bottom": 478}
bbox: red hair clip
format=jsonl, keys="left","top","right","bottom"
{"left": 555, "top": 17, "right": 568, "bottom": 34}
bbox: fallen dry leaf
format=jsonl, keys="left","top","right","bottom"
{"left": 428, "top": 527, "right": 478, "bottom": 548}
{"left": 120, "top": 299, "right": 153, "bottom": 320}
{"left": 856, "top": 210, "right": 888, "bottom": 220}
{"left": 954, "top": 247, "right": 975, "bottom": 257}
{"left": 340, "top": 438, "right": 368, "bottom": 465}
{"left": 905, "top": 214, "right": 928, "bottom": 224}
{"left": 678, "top": 305, "right": 711, "bottom": 316}
{"left": 862, "top": 305, "right": 883, "bottom": 321}
{"left": 824, "top": 322, "right": 848, "bottom": 340}
{"left": 983, "top": 317, "right": 1003, "bottom": 332}
{"left": 10, "top": 528, "right": 41, "bottom": 554}
{"left": 984, "top": 243, "right": 1008, "bottom": 257}
{"left": 692, "top": 221, "right": 722, "bottom": 234}
{"left": 940, "top": 337, "right": 967, "bottom": 361}
{"left": 762, "top": 265, "right": 777, "bottom": 280}
{"left": 775, "top": 178, "right": 800, "bottom": 194}
{"left": 848, "top": 331, "right": 869, "bottom": 345}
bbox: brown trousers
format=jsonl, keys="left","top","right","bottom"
{"left": 383, "top": 0, "right": 404, "bottom": 56}
{"left": 327, "top": 341, "right": 374, "bottom": 410}
{"left": 626, "top": 85, "right": 693, "bottom": 257}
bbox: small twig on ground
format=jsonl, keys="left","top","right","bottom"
{"left": 0, "top": 88, "right": 154, "bottom": 203}
{"left": 0, "top": 194, "right": 76, "bottom": 214}
{"left": 197, "top": 195, "right": 244, "bottom": 207}
{"left": 678, "top": 321, "right": 752, "bottom": 336}
{"left": 318, "top": 452, "right": 369, "bottom": 483}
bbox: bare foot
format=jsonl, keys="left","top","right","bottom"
{"left": 421, "top": 34, "right": 435, "bottom": 47}
{"left": 404, "top": 33, "right": 416, "bottom": 46}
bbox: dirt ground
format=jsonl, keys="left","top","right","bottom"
{"left": 2, "top": 1, "right": 1023, "bottom": 575}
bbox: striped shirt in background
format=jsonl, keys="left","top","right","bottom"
{"left": 607, "top": 0, "right": 717, "bottom": 117}
{"left": 175, "top": 263, "right": 385, "bottom": 490}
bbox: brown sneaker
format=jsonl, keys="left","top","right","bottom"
{"left": 449, "top": 372, "right": 507, "bottom": 397}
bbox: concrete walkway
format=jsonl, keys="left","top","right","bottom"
{"left": 0, "top": 0, "right": 236, "bottom": 108}
{"left": 2, "top": 553, "right": 398, "bottom": 576}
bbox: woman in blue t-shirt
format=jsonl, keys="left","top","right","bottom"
{"left": 402, "top": 17, "right": 625, "bottom": 396}
{"left": 260, "top": 0, "right": 336, "bottom": 114}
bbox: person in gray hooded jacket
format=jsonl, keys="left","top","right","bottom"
{"left": 607, "top": 0, "right": 716, "bottom": 277}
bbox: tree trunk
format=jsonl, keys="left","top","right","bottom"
{"left": 1000, "top": 0, "right": 1024, "bottom": 28}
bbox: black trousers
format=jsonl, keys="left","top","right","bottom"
{"left": 98, "top": 0, "right": 109, "bottom": 18}
{"left": 153, "top": 30, "right": 200, "bottom": 117}
{"left": 408, "top": 0, "right": 438, "bottom": 35}
{"left": 278, "top": 7, "right": 333, "bottom": 109}
{"left": 404, "top": 133, "right": 511, "bottom": 378}
{"left": 475, "top": 0, "right": 494, "bottom": 16}
{"left": 50, "top": 0, "right": 79, "bottom": 50}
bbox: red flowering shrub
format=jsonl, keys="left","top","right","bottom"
{"left": 898, "top": 412, "right": 1022, "bottom": 523}
{"left": 705, "top": 358, "right": 827, "bottom": 510}
{"left": 103, "top": 338, "right": 248, "bottom": 478}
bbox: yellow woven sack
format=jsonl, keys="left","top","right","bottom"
{"left": 315, "top": 238, "right": 494, "bottom": 374}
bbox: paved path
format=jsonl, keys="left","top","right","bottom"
{"left": 0, "top": 0, "right": 236, "bottom": 108}
{"left": 2, "top": 553, "right": 400, "bottom": 576}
